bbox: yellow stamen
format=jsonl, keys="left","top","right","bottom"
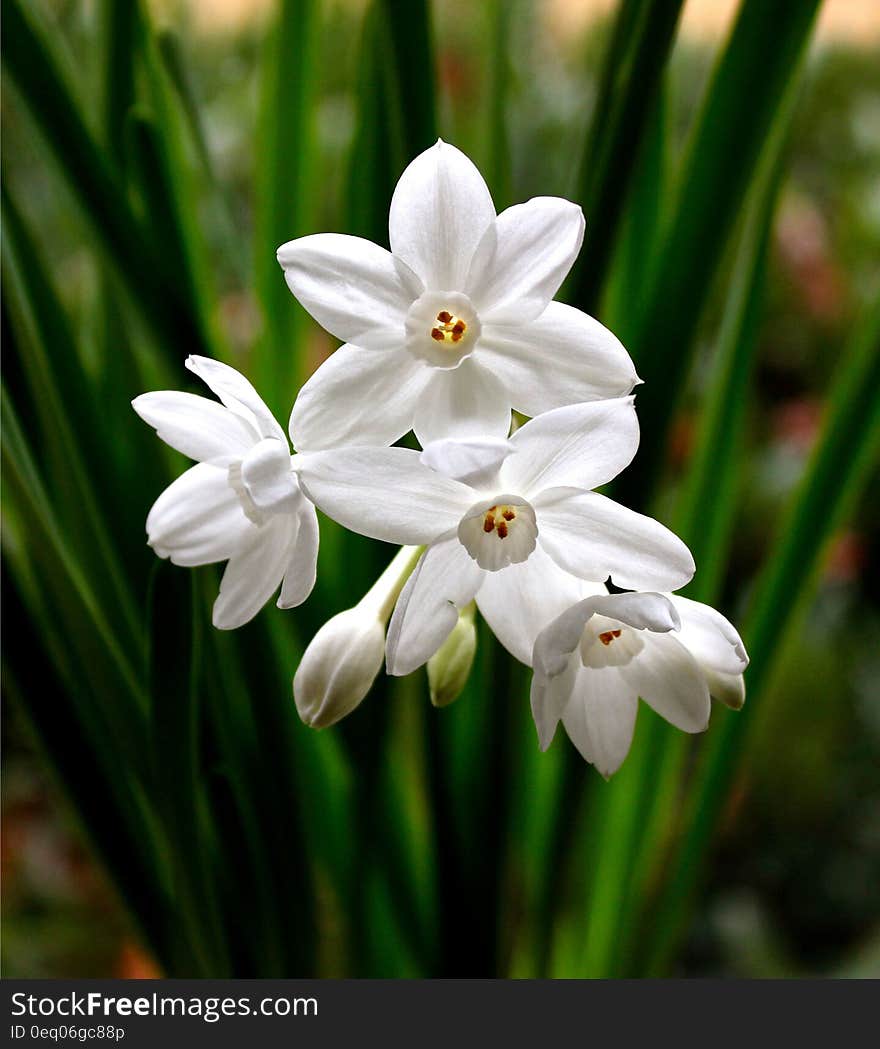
{"left": 481, "top": 504, "right": 516, "bottom": 540}
{"left": 431, "top": 310, "right": 468, "bottom": 345}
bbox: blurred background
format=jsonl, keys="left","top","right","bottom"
{"left": 2, "top": 0, "right": 879, "bottom": 978}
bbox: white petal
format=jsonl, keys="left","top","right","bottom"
{"left": 666, "top": 594, "right": 749, "bottom": 675}
{"left": 533, "top": 591, "right": 679, "bottom": 681}
{"left": 534, "top": 489, "right": 696, "bottom": 591}
{"left": 529, "top": 590, "right": 675, "bottom": 749}
{"left": 413, "top": 358, "right": 512, "bottom": 446}
{"left": 385, "top": 538, "right": 484, "bottom": 675}
{"left": 146, "top": 463, "right": 253, "bottom": 566}
{"left": 133, "top": 391, "right": 257, "bottom": 465}
{"left": 561, "top": 665, "right": 639, "bottom": 777}
{"left": 389, "top": 139, "right": 496, "bottom": 290}
{"left": 419, "top": 436, "right": 512, "bottom": 487}
{"left": 278, "top": 504, "right": 320, "bottom": 609}
{"left": 297, "top": 447, "right": 474, "bottom": 545}
{"left": 277, "top": 233, "right": 422, "bottom": 348}
{"left": 212, "top": 514, "right": 295, "bottom": 630}
{"left": 288, "top": 343, "right": 430, "bottom": 451}
{"left": 466, "top": 197, "right": 585, "bottom": 323}
{"left": 530, "top": 649, "right": 579, "bottom": 751}
{"left": 479, "top": 302, "right": 639, "bottom": 415}
{"left": 241, "top": 438, "right": 302, "bottom": 515}
{"left": 185, "top": 355, "right": 285, "bottom": 443}
{"left": 704, "top": 667, "right": 746, "bottom": 710}
{"left": 475, "top": 544, "right": 590, "bottom": 665}
{"left": 621, "top": 633, "right": 710, "bottom": 733}
{"left": 501, "top": 398, "right": 638, "bottom": 497}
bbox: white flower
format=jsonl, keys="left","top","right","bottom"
{"left": 530, "top": 590, "right": 749, "bottom": 777}
{"left": 277, "top": 139, "right": 638, "bottom": 451}
{"left": 132, "top": 356, "right": 318, "bottom": 630}
{"left": 294, "top": 546, "right": 422, "bottom": 727}
{"left": 296, "top": 398, "right": 695, "bottom": 675}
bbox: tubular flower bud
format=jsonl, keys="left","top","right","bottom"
{"left": 294, "top": 546, "right": 421, "bottom": 728}
{"left": 428, "top": 602, "right": 477, "bottom": 708}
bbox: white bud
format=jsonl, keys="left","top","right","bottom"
{"left": 293, "top": 546, "right": 422, "bottom": 729}
{"left": 427, "top": 603, "right": 477, "bottom": 708}
{"left": 293, "top": 608, "right": 386, "bottom": 728}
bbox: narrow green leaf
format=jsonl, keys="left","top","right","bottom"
{"left": 124, "top": 106, "right": 214, "bottom": 352}
{"left": 378, "top": 0, "right": 437, "bottom": 158}
{"left": 615, "top": 0, "right": 822, "bottom": 507}
{"left": 2, "top": 181, "right": 145, "bottom": 654}
{"left": 2, "top": 652, "right": 172, "bottom": 973}
{"left": 155, "top": 29, "right": 214, "bottom": 178}
{"left": 642, "top": 295, "right": 880, "bottom": 975}
{"left": 254, "top": 0, "right": 319, "bottom": 409}
{"left": 136, "top": 8, "right": 224, "bottom": 358}
{"left": 2, "top": 0, "right": 211, "bottom": 360}
{"left": 603, "top": 89, "right": 671, "bottom": 344}
{"left": 615, "top": 70, "right": 813, "bottom": 977}
{"left": 483, "top": 0, "right": 513, "bottom": 207}
{"left": 1, "top": 395, "right": 149, "bottom": 763}
{"left": 97, "top": 0, "right": 142, "bottom": 162}
{"left": 345, "top": 4, "right": 405, "bottom": 243}
{"left": 147, "top": 562, "right": 230, "bottom": 975}
{"left": 567, "top": 0, "right": 684, "bottom": 313}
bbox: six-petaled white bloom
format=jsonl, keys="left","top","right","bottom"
{"left": 277, "top": 139, "right": 638, "bottom": 451}
{"left": 132, "top": 356, "right": 318, "bottom": 629}
{"left": 530, "top": 591, "right": 749, "bottom": 777}
{"left": 296, "top": 398, "right": 695, "bottom": 675}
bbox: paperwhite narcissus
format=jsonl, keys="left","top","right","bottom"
{"left": 277, "top": 140, "right": 638, "bottom": 451}
{"left": 297, "top": 398, "right": 695, "bottom": 675}
{"left": 294, "top": 546, "right": 422, "bottom": 727}
{"left": 132, "top": 356, "right": 318, "bottom": 630}
{"left": 530, "top": 591, "right": 749, "bottom": 777}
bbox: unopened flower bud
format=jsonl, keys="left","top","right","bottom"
{"left": 427, "top": 603, "right": 477, "bottom": 708}
{"left": 293, "top": 546, "right": 422, "bottom": 728}
{"left": 294, "top": 608, "right": 386, "bottom": 728}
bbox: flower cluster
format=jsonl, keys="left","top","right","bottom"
{"left": 134, "top": 141, "right": 748, "bottom": 777}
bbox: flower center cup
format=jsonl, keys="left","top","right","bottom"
{"left": 405, "top": 291, "right": 481, "bottom": 369}
{"left": 580, "top": 615, "right": 644, "bottom": 669}
{"left": 458, "top": 496, "right": 537, "bottom": 571}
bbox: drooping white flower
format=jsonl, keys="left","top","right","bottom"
{"left": 530, "top": 590, "right": 749, "bottom": 777}
{"left": 294, "top": 546, "right": 422, "bottom": 727}
{"left": 296, "top": 398, "right": 695, "bottom": 675}
{"left": 132, "top": 356, "right": 318, "bottom": 630}
{"left": 277, "top": 139, "right": 638, "bottom": 451}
